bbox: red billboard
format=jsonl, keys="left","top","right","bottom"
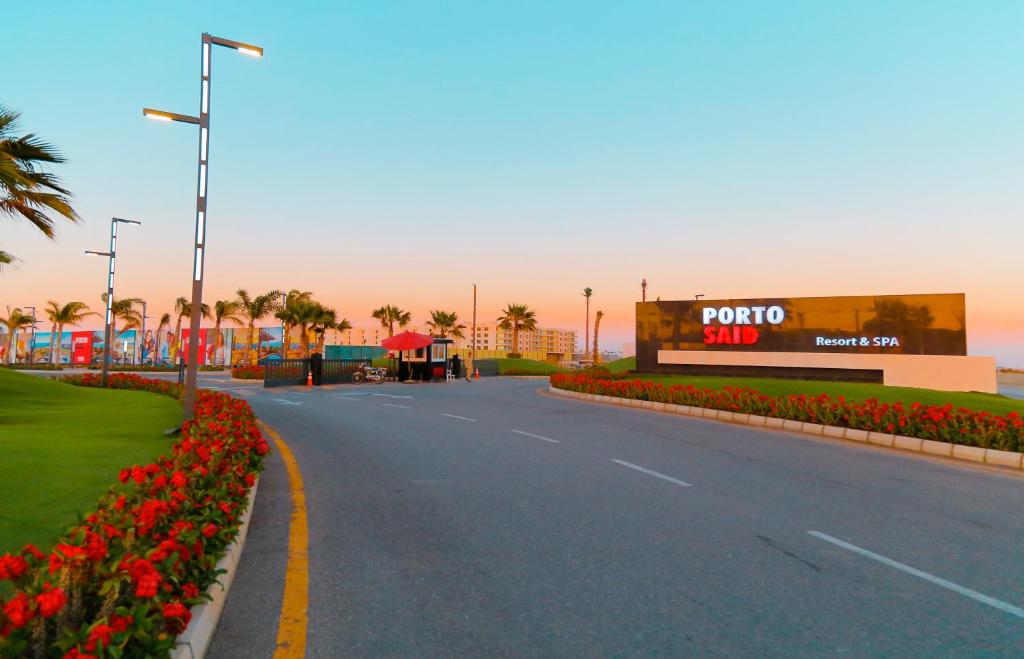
{"left": 180, "top": 329, "right": 208, "bottom": 365}
{"left": 71, "top": 331, "right": 93, "bottom": 365}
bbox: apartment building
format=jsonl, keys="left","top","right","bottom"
{"left": 460, "top": 323, "right": 577, "bottom": 360}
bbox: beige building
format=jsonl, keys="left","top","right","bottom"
{"left": 458, "top": 323, "right": 577, "bottom": 361}
{"left": 333, "top": 324, "right": 433, "bottom": 347}
{"left": 330, "top": 322, "right": 577, "bottom": 362}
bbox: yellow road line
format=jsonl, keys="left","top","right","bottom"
{"left": 260, "top": 421, "right": 309, "bottom": 659}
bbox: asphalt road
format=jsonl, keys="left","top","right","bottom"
{"left": 205, "top": 378, "right": 1024, "bottom": 658}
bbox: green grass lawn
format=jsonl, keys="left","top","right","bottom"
{"left": 497, "top": 358, "right": 567, "bottom": 375}
{"left": 602, "top": 357, "right": 636, "bottom": 372}
{"left": 0, "top": 369, "right": 180, "bottom": 556}
{"left": 583, "top": 357, "right": 1022, "bottom": 416}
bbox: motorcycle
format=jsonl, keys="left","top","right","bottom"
{"left": 351, "top": 366, "right": 388, "bottom": 384}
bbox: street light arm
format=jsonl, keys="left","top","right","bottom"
{"left": 208, "top": 34, "right": 264, "bottom": 57}
{"left": 85, "top": 250, "right": 113, "bottom": 257}
{"left": 143, "top": 108, "right": 200, "bottom": 125}
{"left": 113, "top": 217, "right": 142, "bottom": 225}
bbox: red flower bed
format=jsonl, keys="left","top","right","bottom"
{"left": 63, "top": 372, "right": 184, "bottom": 398}
{"left": 0, "top": 375, "right": 269, "bottom": 657}
{"left": 230, "top": 365, "right": 265, "bottom": 380}
{"left": 550, "top": 373, "right": 1023, "bottom": 452}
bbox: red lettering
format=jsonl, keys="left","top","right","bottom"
{"left": 742, "top": 326, "right": 760, "bottom": 344}
{"left": 703, "top": 326, "right": 717, "bottom": 344}
{"left": 716, "top": 326, "right": 732, "bottom": 344}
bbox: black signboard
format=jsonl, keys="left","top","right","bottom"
{"left": 636, "top": 293, "right": 967, "bottom": 371}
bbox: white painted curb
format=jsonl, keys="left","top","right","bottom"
{"left": 548, "top": 386, "right": 1024, "bottom": 471}
{"left": 172, "top": 476, "right": 261, "bottom": 659}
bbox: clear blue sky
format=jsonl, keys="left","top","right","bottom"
{"left": 4, "top": 1, "right": 1023, "bottom": 363}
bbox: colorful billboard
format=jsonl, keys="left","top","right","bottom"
{"left": 637, "top": 293, "right": 967, "bottom": 370}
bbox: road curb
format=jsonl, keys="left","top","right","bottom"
{"left": 172, "top": 476, "right": 261, "bottom": 659}
{"left": 548, "top": 386, "right": 1024, "bottom": 472}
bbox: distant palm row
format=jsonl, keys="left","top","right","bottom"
{"left": 3, "top": 295, "right": 545, "bottom": 365}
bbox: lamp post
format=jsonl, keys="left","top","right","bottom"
{"left": 23, "top": 306, "right": 36, "bottom": 365}
{"left": 139, "top": 301, "right": 151, "bottom": 365}
{"left": 695, "top": 294, "right": 705, "bottom": 301}
{"left": 280, "top": 291, "right": 287, "bottom": 360}
{"left": 143, "top": 33, "right": 263, "bottom": 421}
{"left": 87, "top": 218, "right": 142, "bottom": 386}
{"left": 470, "top": 284, "right": 477, "bottom": 381}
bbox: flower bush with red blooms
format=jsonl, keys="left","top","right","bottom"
{"left": 0, "top": 376, "right": 269, "bottom": 658}
{"left": 230, "top": 365, "right": 264, "bottom": 380}
{"left": 550, "top": 373, "right": 1023, "bottom": 452}
{"left": 62, "top": 372, "right": 184, "bottom": 398}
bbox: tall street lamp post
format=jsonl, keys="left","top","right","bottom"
{"left": 143, "top": 33, "right": 263, "bottom": 421}
{"left": 23, "top": 306, "right": 36, "bottom": 365}
{"left": 87, "top": 217, "right": 142, "bottom": 386}
{"left": 280, "top": 291, "right": 287, "bottom": 360}
{"left": 139, "top": 301, "right": 151, "bottom": 364}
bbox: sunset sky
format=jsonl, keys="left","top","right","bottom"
{"left": 3, "top": 1, "right": 1022, "bottom": 365}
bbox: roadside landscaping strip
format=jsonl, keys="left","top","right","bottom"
{"left": 548, "top": 386, "right": 1024, "bottom": 471}
{"left": 0, "top": 374, "right": 269, "bottom": 658}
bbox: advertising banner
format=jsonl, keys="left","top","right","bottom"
{"left": 71, "top": 331, "right": 93, "bottom": 365}
{"left": 637, "top": 293, "right": 967, "bottom": 368}
{"left": 180, "top": 328, "right": 208, "bottom": 365}
{"left": 230, "top": 326, "right": 283, "bottom": 365}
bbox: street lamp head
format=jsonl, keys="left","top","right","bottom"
{"left": 113, "top": 217, "right": 142, "bottom": 226}
{"left": 208, "top": 34, "right": 264, "bottom": 57}
{"left": 85, "top": 250, "right": 113, "bottom": 257}
{"left": 143, "top": 108, "right": 200, "bottom": 125}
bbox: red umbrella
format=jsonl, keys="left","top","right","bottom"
{"left": 381, "top": 331, "right": 434, "bottom": 351}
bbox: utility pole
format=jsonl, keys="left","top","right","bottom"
{"left": 470, "top": 284, "right": 477, "bottom": 381}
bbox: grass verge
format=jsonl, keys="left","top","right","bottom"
{"left": 0, "top": 369, "right": 179, "bottom": 555}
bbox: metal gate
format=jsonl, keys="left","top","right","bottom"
{"left": 264, "top": 358, "right": 308, "bottom": 388}
{"left": 322, "top": 358, "right": 371, "bottom": 384}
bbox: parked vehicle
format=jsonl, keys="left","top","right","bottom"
{"left": 351, "top": 366, "right": 388, "bottom": 384}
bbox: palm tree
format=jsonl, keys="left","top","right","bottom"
{"left": 44, "top": 300, "right": 94, "bottom": 364}
{"left": 172, "top": 296, "right": 211, "bottom": 364}
{"left": 582, "top": 287, "right": 593, "bottom": 358}
{"left": 427, "top": 310, "right": 466, "bottom": 339}
{"left": 211, "top": 299, "right": 242, "bottom": 365}
{"left": 592, "top": 310, "right": 604, "bottom": 365}
{"left": 1, "top": 107, "right": 80, "bottom": 266}
{"left": 1, "top": 307, "right": 34, "bottom": 364}
{"left": 277, "top": 290, "right": 314, "bottom": 358}
{"left": 101, "top": 294, "right": 144, "bottom": 340}
{"left": 371, "top": 305, "right": 411, "bottom": 338}
{"left": 235, "top": 289, "right": 283, "bottom": 365}
{"left": 277, "top": 299, "right": 323, "bottom": 358}
{"left": 154, "top": 313, "right": 171, "bottom": 364}
{"left": 496, "top": 303, "right": 537, "bottom": 357}
{"left": 335, "top": 317, "right": 353, "bottom": 344}
{"left": 309, "top": 304, "right": 338, "bottom": 355}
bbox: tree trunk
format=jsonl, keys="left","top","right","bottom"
{"left": 585, "top": 299, "right": 589, "bottom": 359}
{"left": 511, "top": 324, "right": 519, "bottom": 356}
{"left": 593, "top": 311, "right": 603, "bottom": 365}
{"left": 49, "top": 322, "right": 57, "bottom": 364}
